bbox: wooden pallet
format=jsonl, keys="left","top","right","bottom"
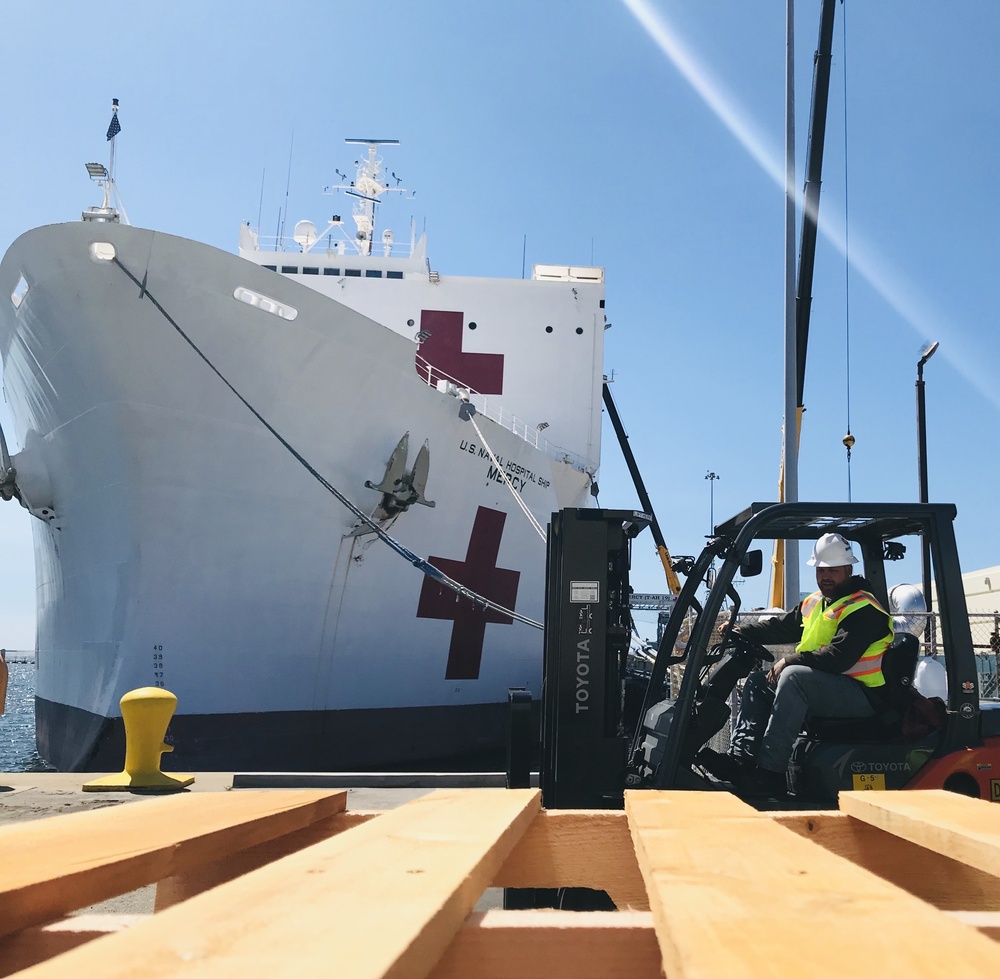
{"left": 0, "top": 787, "right": 997, "bottom": 977}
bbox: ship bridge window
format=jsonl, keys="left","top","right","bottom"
{"left": 10, "top": 275, "right": 28, "bottom": 308}
{"left": 345, "top": 268, "right": 361, "bottom": 277}
{"left": 263, "top": 265, "right": 277, "bottom": 272}
{"left": 281, "top": 265, "right": 298, "bottom": 274}
{"left": 233, "top": 286, "right": 298, "bottom": 321}
{"left": 323, "top": 268, "right": 340, "bottom": 276}
{"left": 365, "top": 270, "right": 382, "bottom": 278}
{"left": 303, "top": 267, "right": 319, "bottom": 275}
{"left": 386, "top": 270, "right": 403, "bottom": 280}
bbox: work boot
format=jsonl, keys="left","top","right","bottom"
{"left": 735, "top": 764, "right": 788, "bottom": 801}
{"left": 695, "top": 746, "right": 746, "bottom": 783}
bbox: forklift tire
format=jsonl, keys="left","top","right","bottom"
{"left": 942, "top": 772, "right": 980, "bottom": 799}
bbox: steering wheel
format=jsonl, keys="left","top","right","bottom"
{"left": 722, "top": 631, "right": 775, "bottom": 664}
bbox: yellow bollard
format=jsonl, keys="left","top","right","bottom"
{"left": 83, "top": 687, "right": 195, "bottom": 791}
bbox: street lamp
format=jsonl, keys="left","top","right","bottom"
{"left": 705, "top": 471, "right": 720, "bottom": 533}
{"left": 916, "top": 341, "right": 938, "bottom": 612}
{"left": 705, "top": 471, "right": 720, "bottom": 597}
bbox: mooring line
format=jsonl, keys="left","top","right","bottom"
{"left": 112, "top": 256, "right": 542, "bottom": 629}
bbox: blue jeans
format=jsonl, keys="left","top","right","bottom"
{"left": 729, "top": 665, "right": 875, "bottom": 773}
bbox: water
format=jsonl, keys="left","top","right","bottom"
{"left": 0, "top": 662, "right": 55, "bottom": 772}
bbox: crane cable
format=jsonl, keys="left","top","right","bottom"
{"left": 112, "top": 256, "right": 543, "bottom": 630}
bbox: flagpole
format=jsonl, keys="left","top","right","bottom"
{"left": 107, "top": 98, "right": 120, "bottom": 197}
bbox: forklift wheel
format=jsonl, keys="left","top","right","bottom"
{"left": 942, "top": 772, "right": 980, "bottom": 799}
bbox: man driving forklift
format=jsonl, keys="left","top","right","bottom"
{"left": 697, "top": 532, "right": 894, "bottom": 799}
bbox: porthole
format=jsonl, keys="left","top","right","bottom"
{"left": 575, "top": 327, "right": 583, "bottom": 335}
{"left": 545, "top": 326, "right": 553, "bottom": 334}
{"left": 468, "top": 321, "right": 477, "bottom": 330}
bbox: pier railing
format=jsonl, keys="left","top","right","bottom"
{"left": 735, "top": 610, "right": 1000, "bottom": 700}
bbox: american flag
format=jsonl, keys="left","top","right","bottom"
{"left": 106, "top": 112, "right": 121, "bottom": 141}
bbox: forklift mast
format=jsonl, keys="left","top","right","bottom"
{"left": 540, "top": 508, "right": 649, "bottom": 809}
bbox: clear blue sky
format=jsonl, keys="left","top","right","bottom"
{"left": 1, "top": 1, "right": 998, "bottom": 648}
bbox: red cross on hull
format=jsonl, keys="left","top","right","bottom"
{"left": 416, "top": 506, "right": 520, "bottom": 679}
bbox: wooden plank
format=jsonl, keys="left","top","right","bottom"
{"left": 773, "top": 810, "right": 1000, "bottom": 910}
{"left": 154, "top": 810, "right": 378, "bottom": 909}
{"left": 839, "top": 789, "right": 1000, "bottom": 877}
{"left": 0, "top": 789, "right": 346, "bottom": 938}
{"left": 493, "top": 810, "right": 649, "bottom": 909}
{"left": 428, "top": 910, "right": 663, "bottom": 979}
{"left": 626, "top": 790, "right": 999, "bottom": 977}
{"left": 15, "top": 788, "right": 541, "bottom": 979}
{"left": 945, "top": 911, "right": 1000, "bottom": 941}
{"left": 0, "top": 914, "right": 146, "bottom": 977}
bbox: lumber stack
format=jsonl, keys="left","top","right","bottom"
{"left": 0, "top": 786, "right": 997, "bottom": 976}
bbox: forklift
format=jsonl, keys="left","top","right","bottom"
{"left": 530, "top": 502, "right": 1000, "bottom": 810}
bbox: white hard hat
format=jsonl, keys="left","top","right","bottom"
{"left": 807, "top": 532, "right": 858, "bottom": 567}
{"left": 889, "top": 582, "right": 927, "bottom": 637}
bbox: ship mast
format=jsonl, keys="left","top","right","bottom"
{"left": 326, "top": 139, "right": 404, "bottom": 256}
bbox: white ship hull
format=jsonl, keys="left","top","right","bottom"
{"left": 0, "top": 218, "right": 604, "bottom": 771}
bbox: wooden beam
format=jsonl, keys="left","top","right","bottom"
{"left": 13, "top": 789, "right": 541, "bottom": 979}
{"left": 945, "top": 911, "right": 1000, "bottom": 941}
{"left": 154, "top": 810, "right": 378, "bottom": 909}
{"left": 773, "top": 810, "right": 1000, "bottom": 910}
{"left": 839, "top": 790, "right": 1000, "bottom": 877}
{"left": 626, "top": 790, "right": 998, "bottom": 977}
{"left": 0, "top": 789, "right": 347, "bottom": 938}
{"left": 428, "top": 910, "right": 663, "bottom": 979}
{"left": 493, "top": 810, "right": 648, "bottom": 909}
{"left": 0, "top": 914, "right": 146, "bottom": 977}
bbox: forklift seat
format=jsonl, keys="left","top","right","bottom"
{"left": 802, "top": 633, "right": 920, "bottom": 742}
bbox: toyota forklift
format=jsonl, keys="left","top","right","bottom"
{"left": 531, "top": 502, "right": 1000, "bottom": 810}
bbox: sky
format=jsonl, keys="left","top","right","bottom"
{"left": 1, "top": 0, "right": 999, "bottom": 649}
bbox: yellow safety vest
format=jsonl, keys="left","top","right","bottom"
{"left": 798, "top": 590, "right": 891, "bottom": 688}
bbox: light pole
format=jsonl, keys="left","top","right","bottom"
{"left": 705, "top": 471, "right": 720, "bottom": 533}
{"left": 705, "top": 471, "right": 720, "bottom": 597}
{"left": 916, "top": 341, "right": 938, "bottom": 612}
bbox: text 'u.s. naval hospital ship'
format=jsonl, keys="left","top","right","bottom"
{"left": 0, "top": 118, "right": 607, "bottom": 771}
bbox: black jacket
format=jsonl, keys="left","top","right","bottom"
{"left": 737, "top": 575, "right": 891, "bottom": 680}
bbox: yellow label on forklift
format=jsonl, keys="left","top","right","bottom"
{"left": 852, "top": 773, "right": 886, "bottom": 791}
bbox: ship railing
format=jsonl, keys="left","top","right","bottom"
{"left": 252, "top": 233, "right": 411, "bottom": 259}
{"left": 414, "top": 354, "right": 592, "bottom": 474}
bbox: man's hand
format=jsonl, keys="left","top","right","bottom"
{"left": 767, "top": 657, "right": 788, "bottom": 688}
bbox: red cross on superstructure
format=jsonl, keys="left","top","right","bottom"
{"left": 415, "top": 309, "right": 505, "bottom": 394}
{"left": 416, "top": 506, "right": 520, "bottom": 680}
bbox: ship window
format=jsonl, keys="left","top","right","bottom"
{"left": 323, "top": 268, "right": 340, "bottom": 276}
{"left": 89, "top": 242, "right": 116, "bottom": 263}
{"left": 281, "top": 265, "right": 298, "bottom": 274}
{"left": 263, "top": 265, "right": 277, "bottom": 272}
{"left": 345, "top": 268, "right": 361, "bottom": 277}
{"left": 10, "top": 275, "right": 28, "bottom": 308}
{"left": 386, "top": 270, "right": 403, "bottom": 279}
{"left": 576, "top": 327, "right": 584, "bottom": 335}
{"left": 365, "top": 270, "right": 382, "bottom": 278}
{"left": 545, "top": 326, "right": 554, "bottom": 333}
{"left": 233, "top": 286, "right": 298, "bottom": 321}
{"left": 303, "top": 267, "right": 319, "bottom": 275}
